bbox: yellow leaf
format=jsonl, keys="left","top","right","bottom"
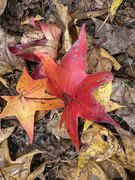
{"left": 93, "top": 81, "right": 124, "bottom": 112}
{"left": 111, "top": 0, "right": 123, "bottom": 15}
{"left": 78, "top": 122, "right": 119, "bottom": 174}
{"left": 96, "top": 0, "right": 123, "bottom": 33}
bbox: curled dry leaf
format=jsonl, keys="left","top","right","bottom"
{"left": 86, "top": 34, "right": 121, "bottom": 74}
{"left": 0, "top": 139, "right": 45, "bottom": 180}
{"left": 78, "top": 121, "right": 119, "bottom": 174}
{"left": 0, "top": 76, "right": 8, "bottom": 87}
{"left": 0, "top": 126, "right": 15, "bottom": 143}
{"left": 0, "top": 27, "right": 27, "bottom": 75}
{"left": 111, "top": 78, "right": 135, "bottom": 131}
{"left": 111, "top": 127, "right": 135, "bottom": 171}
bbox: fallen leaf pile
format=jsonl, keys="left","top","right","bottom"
{"left": 0, "top": 0, "right": 135, "bottom": 179}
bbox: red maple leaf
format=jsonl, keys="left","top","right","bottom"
{"left": 35, "top": 24, "right": 119, "bottom": 152}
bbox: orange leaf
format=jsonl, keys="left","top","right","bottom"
{"left": 0, "top": 68, "right": 64, "bottom": 143}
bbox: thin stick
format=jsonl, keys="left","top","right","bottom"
{"left": 95, "top": 14, "right": 109, "bottom": 36}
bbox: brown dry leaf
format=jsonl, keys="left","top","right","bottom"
{"left": 71, "top": 0, "right": 107, "bottom": 20}
{"left": 0, "top": 139, "right": 45, "bottom": 179}
{"left": 111, "top": 78, "right": 135, "bottom": 130}
{"left": 78, "top": 121, "right": 119, "bottom": 175}
{"left": 0, "top": 126, "right": 15, "bottom": 171}
{"left": 0, "top": 27, "right": 27, "bottom": 75}
{"left": 0, "top": 0, "right": 7, "bottom": 16}
{"left": 72, "top": 8, "right": 108, "bottom": 20}
{"left": 86, "top": 34, "right": 121, "bottom": 73}
{"left": 0, "top": 126, "right": 15, "bottom": 143}
{"left": 53, "top": 0, "right": 72, "bottom": 53}
{"left": 58, "top": 158, "right": 128, "bottom": 180}
{"left": 93, "top": 18, "right": 135, "bottom": 55}
{"left": 71, "top": 0, "right": 108, "bottom": 20}
{"left": 58, "top": 159, "right": 78, "bottom": 180}
{"left": 111, "top": 127, "right": 135, "bottom": 171}
{"left": 97, "top": 159, "right": 128, "bottom": 180}
{"left": 0, "top": 76, "right": 8, "bottom": 88}
{"left": 0, "top": 125, "right": 45, "bottom": 179}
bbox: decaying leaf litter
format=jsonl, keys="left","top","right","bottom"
{"left": 0, "top": 0, "right": 135, "bottom": 179}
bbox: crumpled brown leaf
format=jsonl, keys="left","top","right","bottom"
{"left": 0, "top": 126, "right": 15, "bottom": 143}
{"left": 0, "top": 125, "right": 46, "bottom": 179}
{"left": 111, "top": 78, "right": 135, "bottom": 130}
{"left": 93, "top": 18, "right": 135, "bottom": 55}
{"left": 49, "top": 0, "right": 72, "bottom": 54}
{"left": 0, "top": 27, "right": 27, "bottom": 75}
